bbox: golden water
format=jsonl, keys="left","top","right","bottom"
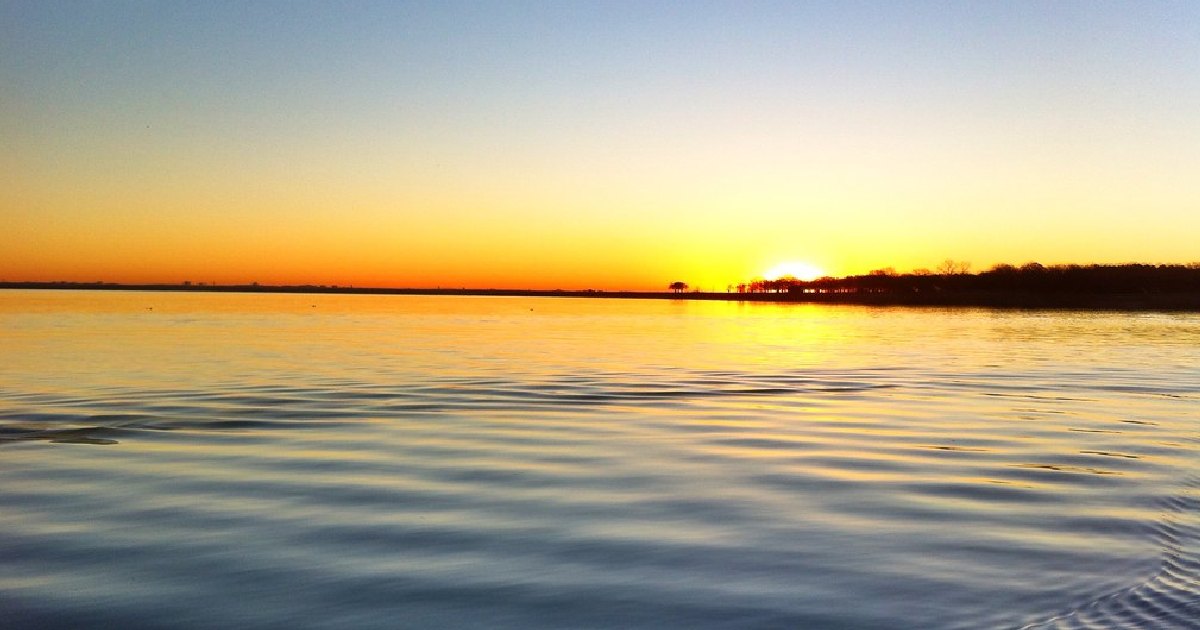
{"left": 1, "top": 291, "right": 1197, "bottom": 628}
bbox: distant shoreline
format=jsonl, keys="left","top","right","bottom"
{"left": 3, "top": 282, "right": 1199, "bottom": 311}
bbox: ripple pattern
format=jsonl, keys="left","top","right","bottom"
{"left": 1020, "top": 472, "right": 1200, "bottom": 630}
{"left": 1, "top": 294, "right": 1198, "bottom": 629}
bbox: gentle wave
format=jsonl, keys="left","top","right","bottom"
{"left": 3, "top": 366, "right": 1197, "bottom": 628}
{"left": 0, "top": 368, "right": 906, "bottom": 441}
{"left": 2, "top": 295, "right": 1199, "bottom": 629}
{"left": 1020, "top": 472, "right": 1200, "bottom": 630}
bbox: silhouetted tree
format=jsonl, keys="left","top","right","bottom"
{"left": 669, "top": 281, "right": 688, "bottom": 293}
{"left": 938, "top": 259, "right": 972, "bottom": 275}
{"left": 731, "top": 262, "right": 1200, "bottom": 299}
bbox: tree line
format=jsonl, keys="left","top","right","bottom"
{"left": 733, "top": 262, "right": 1200, "bottom": 296}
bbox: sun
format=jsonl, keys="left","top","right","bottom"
{"left": 764, "top": 261, "right": 825, "bottom": 282}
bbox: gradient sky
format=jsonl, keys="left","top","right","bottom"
{"left": 3, "top": 1, "right": 1198, "bottom": 290}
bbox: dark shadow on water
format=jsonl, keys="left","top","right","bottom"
{"left": 0, "top": 368, "right": 908, "bottom": 446}
{"left": 0, "top": 426, "right": 121, "bottom": 446}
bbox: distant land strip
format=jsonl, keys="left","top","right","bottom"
{"left": 3, "top": 281, "right": 1199, "bottom": 311}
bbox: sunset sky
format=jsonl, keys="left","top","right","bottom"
{"left": 4, "top": 1, "right": 1198, "bottom": 290}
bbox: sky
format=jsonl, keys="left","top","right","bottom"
{"left": 3, "top": 1, "right": 1198, "bottom": 290}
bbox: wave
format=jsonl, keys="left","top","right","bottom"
{"left": 0, "top": 368, "right": 904, "bottom": 444}
{"left": 1019, "top": 473, "right": 1200, "bottom": 629}
{"left": 1, "top": 365, "right": 1197, "bottom": 629}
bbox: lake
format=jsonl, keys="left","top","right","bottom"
{"left": 1, "top": 290, "right": 1197, "bottom": 629}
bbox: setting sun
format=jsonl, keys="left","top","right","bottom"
{"left": 764, "top": 261, "right": 825, "bottom": 282}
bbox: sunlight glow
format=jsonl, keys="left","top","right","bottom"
{"left": 764, "top": 261, "right": 825, "bottom": 282}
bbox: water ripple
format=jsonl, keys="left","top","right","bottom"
{"left": 3, "top": 297, "right": 1199, "bottom": 629}
{"left": 1020, "top": 474, "right": 1200, "bottom": 630}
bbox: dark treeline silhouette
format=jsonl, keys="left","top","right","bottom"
{"left": 737, "top": 263, "right": 1200, "bottom": 297}
{"left": 4, "top": 262, "right": 1200, "bottom": 310}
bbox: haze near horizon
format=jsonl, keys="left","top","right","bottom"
{"left": 3, "top": 1, "right": 1198, "bottom": 290}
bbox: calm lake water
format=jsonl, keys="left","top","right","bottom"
{"left": 1, "top": 290, "right": 1197, "bottom": 629}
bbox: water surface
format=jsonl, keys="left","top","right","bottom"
{"left": 1, "top": 291, "right": 1197, "bottom": 628}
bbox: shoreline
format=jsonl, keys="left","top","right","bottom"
{"left": 3, "top": 282, "right": 1199, "bottom": 311}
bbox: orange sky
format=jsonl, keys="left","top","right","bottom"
{"left": 4, "top": 3, "right": 1198, "bottom": 290}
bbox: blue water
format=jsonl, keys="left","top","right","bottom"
{"left": 1, "top": 291, "right": 1197, "bottom": 628}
